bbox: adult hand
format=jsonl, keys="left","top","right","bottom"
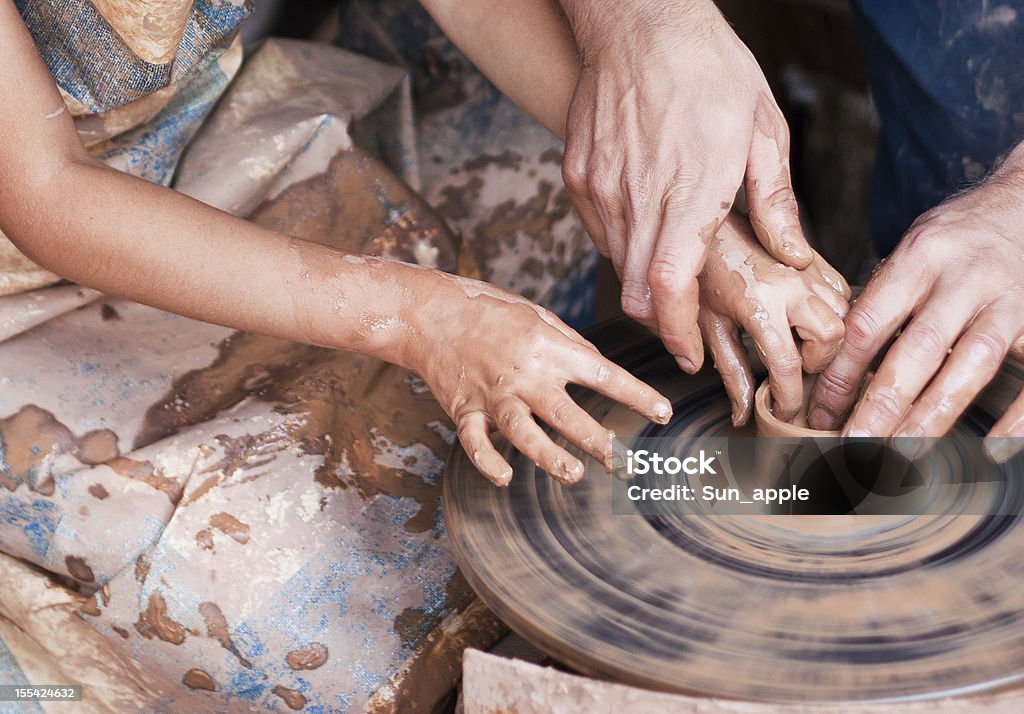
{"left": 807, "top": 156, "right": 1024, "bottom": 462}
{"left": 699, "top": 215, "right": 849, "bottom": 426}
{"left": 558, "top": 0, "right": 813, "bottom": 373}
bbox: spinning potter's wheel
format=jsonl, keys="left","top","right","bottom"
{"left": 444, "top": 317, "right": 1024, "bottom": 703}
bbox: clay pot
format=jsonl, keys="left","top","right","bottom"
{"left": 754, "top": 373, "right": 835, "bottom": 438}
{"left": 754, "top": 372, "right": 875, "bottom": 437}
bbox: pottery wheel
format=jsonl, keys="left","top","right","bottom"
{"left": 444, "top": 317, "right": 1024, "bottom": 703}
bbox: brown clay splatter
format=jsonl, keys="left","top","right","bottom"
{"left": 195, "top": 529, "right": 215, "bottom": 551}
{"left": 286, "top": 642, "right": 328, "bottom": 670}
{"left": 394, "top": 608, "right": 432, "bottom": 649}
{"left": 134, "top": 554, "right": 151, "bottom": 583}
{"left": 74, "top": 429, "right": 120, "bottom": 465}
{"left": 182, "top": 668, "right": 216, "bottom": 691}
{"left": 134, "top": 592, "right": 189, "bottom": 645}
{"left": 107, "top": 457, "right": 183, "bottom": 504}
{"left": 209, "top": 512, "right": 251, "bottom": 545}
{"left": 273, "top": 685, "right": 307, "bottom": 711}
{"left": 80, "top": 594, "right": 101, "bottom": 616}
{"left": 88, "top": 483, "right": 110, "bottom": 499}
{"left": 65, "top": 555, "right": 95, "bottom": 583}
{"left": 111, "top": 625, "right": 130, "bottom": 639}
{"left": 100, "top": 303, "right": 121, "bottom": 321}
{"left": 199, "top": 602, "right": 252, "bottom": 669}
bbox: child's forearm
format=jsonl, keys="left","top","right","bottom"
{"left": 5, "top": 157, "right": 424, "bottom": 366}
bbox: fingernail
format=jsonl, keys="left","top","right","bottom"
{"left": 610, "top": 436, "right": 634, "bottom": 480}
{"left": 653, "top": 401, "right": 672, "bottom": 424}
{"left": 551, "top": 458, "right": 584, "bottom": 484}
{"left": 984, "top": 436, "right": 1022, "bottom": 464}
{"left": 845, "top": 429, "right": 870, "bottom": 439}
{"left": 675, "top": 355, "right": 696, "bottom": 373}
{"left": 892, "top": 428, "right": 924, "bottom": 461}
{"left": 474, "top": 450, "right": 512, "bottom": 486}
{"left": 807, "top": 406, "right": 834, "bottom": 430}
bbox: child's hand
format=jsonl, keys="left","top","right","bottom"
{"left": 699, "top": 215, "right": 851, "bottom": 426}
{"left": 405, "top": 274, "right": 672, "bottom": 486}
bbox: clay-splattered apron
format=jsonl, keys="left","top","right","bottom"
{"left": 0, "top": 3, "right": 593, "bottom": 712}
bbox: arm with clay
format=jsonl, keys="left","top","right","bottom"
{"left": 424, "top": 0, "right": 815, "bottom": 373}
{"left": 421, "top": 0, "right": 850, "bottom": 425}
{"left": 0, "top": 2, "right": 671, "bottom": 486}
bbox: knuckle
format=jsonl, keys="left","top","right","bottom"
{"left": 620, "top": 281, "right": 653, "bottom": 321}
{"left": 763, "top": 183, "right": 798, "bottom": 215}
{"left": 863, "top": 387, "right": 906, "bottom": 422}
{"left": 646, "top": 259, "right": 685, "bottom": 295}
{"left": 820, "top": 317, "right": 846, "bottom": 343}
{"left": 963, "top": 330, "right": 1007, "bottom": 365}
{"left": 845, "top": 308, "right": 883, "bottom": 349}
{"left": 548, "top": 398, "right": 575, "bottom": 427}
{"left": 903, "top": 321, "right": 946, "bottom": 357}
{"left": 561, "top": 162, "right": 588, "bottom": 194}
{"left": 771, "top": 351, "right": 803, "bottom": 379}
{"left": 816, "top": 368, "right": 858, "bottom": 400}
{"left": 496, "top": 402, "right": 523, "bottom": 433}
{"left": 899, "top": 224, "right": 938, "bottom": 254}
{"left": 586, "top": 170, "right": 621, "bottom": 207}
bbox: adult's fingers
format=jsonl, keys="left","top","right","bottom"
{"left": 807, "top": 269, "right": 927, "bottom": 430}
{"left": 745, "top": 96, "right": 813, "bottom": 269}
{"left": 843, "top": 300, "right": 975, "bottom": 438}
{"left": 492, "top": 397, "right": 584, "bottom": 484}
{"left": 457, "top": 411, "right": 513, "bottom": 486}
{"left": 641, "top": 197, "right": 721, "bottom": 372}
{"left": 791, "top": 294, "right": 846, "bottom": 374}
{"left": 893, "top": 305, "right": 1017, "bottom": 454}
{"left": 568, "top": 347, "right": 673, "bottom": 425}
{"left": 701, "top": 310, "right": 755, "bottom": 426}
{"left": 986, "top": 386, "right": 1024, "bottom": 463}
{"left": 532, "top": 388, "right": 615, "bottom": 469}
{"left": 744, "top": 306, "right": 805, "bottom": 422}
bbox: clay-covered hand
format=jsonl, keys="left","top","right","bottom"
{"left": 807, "top": 150, "right": 1024, "bottom": 461}
{"left": 558, "top": 0, "right": 813, "bottom": 373}
{"left": 699, "top": 214, "right": 850, "bottom": 426}
{"left": 404, "top": 275, "right": 672, "bottom": 486}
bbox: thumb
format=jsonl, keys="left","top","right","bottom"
{"left": 745, "top": 99, "right": 813, "bottom": 269}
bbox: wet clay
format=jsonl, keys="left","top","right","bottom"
{"left": 182, "top": 668, "right": 216, "bottom": 691}
{"left": 0, "top": 407, "right": 122, "bottom": 494}
{"left": 134, "top": 592, "right": 190, "bottom": 645}
{"left": 755, "top": 374, "right": 833, "bottom": 437}
{"left": 286, "top": 643, "right": 328, "bottom": 670}
{"left": 65, "top": 555, "right": 96, "bottom": 583}
{"left": 199, "top": 601, "right": 252, "bottom": 669}
{"left": 195, "top": 513, "right": 250, "bottom": 551}
{"left": 273, "top": 685, "right": 307, "bottom": 710}
{"left": 754, "top": 372, "right": 872, "bottom": 437}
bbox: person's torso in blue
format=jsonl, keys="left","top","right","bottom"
{"left": 851, "top": 0, "right": 1024, "bottom": 254}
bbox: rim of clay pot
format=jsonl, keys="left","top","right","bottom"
{"left": 754, "top": 373, "right": 838, "bottom": 438}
